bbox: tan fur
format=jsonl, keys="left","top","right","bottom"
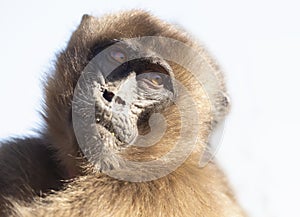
{"left": 0, "top": 10, "right": 247, "bottom": 217}
{"left": 16, "top": 163, "right": 246, "bottom": 217}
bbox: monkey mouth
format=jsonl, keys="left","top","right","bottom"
{"left": 94, "top": 94, "right": 139, "bottom": 147}
{"left": 95, "top": 104, "right": 156, "bottom": 146}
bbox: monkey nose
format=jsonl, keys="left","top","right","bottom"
{"left": 103, "top": 89, "right": 115, "bottom": 102}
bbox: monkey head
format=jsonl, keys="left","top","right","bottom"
{"left": 44, "top": 10, "right": 229, "bottom": 180}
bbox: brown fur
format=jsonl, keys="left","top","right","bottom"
{"left": 0, "top": 10, "right": 247, "bottom": 217}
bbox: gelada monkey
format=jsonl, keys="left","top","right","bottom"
{"left": 0, "top": 10, "right": 247, "bottom": 217}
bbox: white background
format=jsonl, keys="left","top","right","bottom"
{"left": 1, "top": 1, "right": 300, "bottom": 216}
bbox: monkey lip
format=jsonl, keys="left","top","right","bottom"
{"left": 95, "top": 108, "right": 138, "bottom": 146}
{"left": 100, "top": 121, "right": 137, "bottom": 146}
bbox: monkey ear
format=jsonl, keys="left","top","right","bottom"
{"left": 79, "top": 14, "right": 95, "bottom": 26}
{"left": 213, "top": 91, "right": 231, "bottom": 123}
{"left": 81, "top": 14, "right": 91, "bottom": 21}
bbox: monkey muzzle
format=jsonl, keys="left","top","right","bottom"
{"left": 93, "top": 55, "right": 176, "bottom": 147}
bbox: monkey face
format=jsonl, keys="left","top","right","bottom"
{"left": 72, "top": 39, "right": 177, "bottom": 172}
{"left": 94, "top": 40, "right": 176, "bottom": 146}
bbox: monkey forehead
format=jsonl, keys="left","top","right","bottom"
{"left": 67, "top": 10, "right": 194, "bottom": 50}
{"left": 81, "top": 10, "right": 169, "bottom": 38}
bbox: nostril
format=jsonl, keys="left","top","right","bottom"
{"left": 115, "top": 96, "right": 126, "bottom": 105}
{"left": 103, "top": 89, "right": 115, "bottom": 102}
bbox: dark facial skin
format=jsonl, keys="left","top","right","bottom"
{"left": 72, "top": 40, "right": 176, "bottom": 172}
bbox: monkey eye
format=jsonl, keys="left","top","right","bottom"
{"left": 149, "top": 73, "right": 163, "bottom": 86}
{"left": 110, "top": 49, "right": 127, "bottom": 63}
{"left": 137, "top": 72, "right": 165, "bottom": 88}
